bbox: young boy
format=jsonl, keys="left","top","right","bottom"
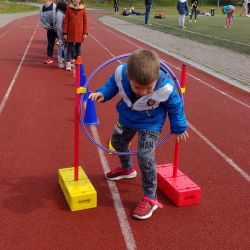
{"left": 40, "top": 0, "right": 57, "bottom": 64}
{"left": 89, "top": 49, "right": 188, "bottom": 220}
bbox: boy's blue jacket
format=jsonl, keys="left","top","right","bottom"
{"left": 97, "top": 64, "right": 187, "bottom": 134}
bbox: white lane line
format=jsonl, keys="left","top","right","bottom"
{"left": 0, "top": 22, "right": 39, "bottom": 115}
{"left": 185, "top": 73, "right": 250, "bottom": 109}
{"left": 90, "top": 125, "right": 137, "bottom": 250}
{"left": 0, "top": 31, "right": 8, "bottom": 38}
{"left": 0, "top": 19, "right": 23, "bottom": 39}
{"left": 101, "top": 26, "right": 250, "bottom": 108}
{"left": 89, "top": 33, "right": 249, "bottom": 184}
{"left": 89, "top": 34, "right": 123, "bottom": 64}
{"left": 188, "top": 122, "right": 250, "bottom": 182}
{"left": 87, "top": 35, "right": 136, "bottom": 250}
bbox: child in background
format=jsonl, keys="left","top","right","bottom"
{"left": 55, "top": 0, "right": 68, "bottom": 69}
{"left": 177, "top": 0, "right": 189, "bottom": 29}
{"left": 63, "top": 0, "right": 88, "bottom": 71}
{"left": 222, "top": 5, "right": 235, "bottom": 29}
{"left": 189, "top": 0, "right": 198, "bottom": 22}
{"left": 40, "top": 0, "right": 57, "bottom": 64}
{"left": 89, "top": 49, "right": 188, "bottom": 220}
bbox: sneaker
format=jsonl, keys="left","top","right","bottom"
{"left": 65, "top": 62, "right": 72, "bottom": 71}
{"left": 194, "top": 20, "right": 197, "bottom": 23}
{"left": 58, "top": 61, "right": 64, "bottom": 69}
{"left": 105, "top": 167, "right": 137, "bottom": 181}
{"left": 44, "top": 57, "right": 53, "bottom": 64}
{"left": 133, "top": 196, "right": 163, "bottom": 220}
{"left": 189, "top": 20, "right": 192, "bottom": 22}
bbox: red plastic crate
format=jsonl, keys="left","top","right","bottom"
{"left": 157, "top": 164, "right": 201, "bottom": 207}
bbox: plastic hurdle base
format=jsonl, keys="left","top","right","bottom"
{"left": 157, "top": 164, "right": 201, "bottom": 207}
{"left": 58, "top": 167, "right": 97, "bottom": 211}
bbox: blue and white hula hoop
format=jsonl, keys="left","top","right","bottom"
{"left": 80, "top": 53, "right": 183, "bottom": 156}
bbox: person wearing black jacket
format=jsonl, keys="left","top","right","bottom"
{"left": 114, "top": 0, "right": 119, "bottom": 14}
{"left": 190, "top": 0, "right": 198, "bottom": 22}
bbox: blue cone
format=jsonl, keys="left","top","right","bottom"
{"left": 82, "top": 87, "right": 89, "bottom": 102}
{"left": 82, "top": 97, "right": 100, "bottom": 126}
{"left": 79, "top": 64, "right": 86, "bottom": 87}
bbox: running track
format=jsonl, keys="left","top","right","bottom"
{"left": 0, "top": 10, "right": 249, "bottom": 250}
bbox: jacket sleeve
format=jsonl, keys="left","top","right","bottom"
{"left": 97, "top": 73, "right": 119, "bottom": 101}
{"left": 185, "top": 2, "right": 189, "bottom": 13}
{"left": 83, "top": 8, "right": 88, "bottom": 34}
{"left": 63, "top": 8, "right": 69, "bottom": 34}
{"left": 55, "top": 12, "right": 63, "bottom": 33}
{"left": 40, "top": 7, "right": 50, "bottom": 28}
{"left": 165, "top": 88, "right": 187, "bottom": 134}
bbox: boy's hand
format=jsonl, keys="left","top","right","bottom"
{"left": 63, "top": 34, "right": 67, "bottom": 40}
{"left": 176, "top": 131, "right": 189, "bottom": 143}
{"left": 83, "top": 34, "right": 88, "bottom": 40}
{"left": 88, "top": 92, "right": 104, "bottom": 102}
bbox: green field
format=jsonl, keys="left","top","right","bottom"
{"left": 1, "top": 1, "right": 249, "bottom": 56}
{"left": 0, "top": 0, "right": 38, "bottom": 13}
{"left": 114, "top": 11, "right": 250, "bottom": 56}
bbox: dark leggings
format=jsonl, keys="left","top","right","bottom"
{"left": 66, "top": 42, "right": 81, "bottom": 63}
{"left": 47, "top": 29, "right": 57, "bottom": 57}
{"left": 190, "top": 9, "right": 197, "bottom": 20}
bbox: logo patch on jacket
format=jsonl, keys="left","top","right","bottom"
{"left": 147, "top": 99, "right": 156, "bottom": 106}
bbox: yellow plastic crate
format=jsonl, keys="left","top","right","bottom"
{"left": 58, "top": 167, "right": 97, "bottom": 211}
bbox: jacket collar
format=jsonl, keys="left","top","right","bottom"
{"left": 69, "top": 3, "right": 85, "bottom": 9}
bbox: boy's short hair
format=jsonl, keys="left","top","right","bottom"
{"left": 127, "top": 49, "right": 160, "bottom": 86}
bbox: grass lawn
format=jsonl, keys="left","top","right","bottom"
{"left": 113, "top": 8, "right": 250, "bottom": 56}
{"left": 0, "top": 0, "right": 38, "bottom": 13}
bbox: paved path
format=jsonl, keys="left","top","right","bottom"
{"left": 101, "top": 16, "right": 250, "bottom": 92}
{"left": 0, "top": 11, "right": 249, "bottom": 92}
{"left": 0, "top": 11, "right": 38, "bottom": 29}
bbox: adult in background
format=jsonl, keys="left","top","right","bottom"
{"left": 113, "top": 0, "right": 119, "bottom": 14}
{"left": 247, "top": 0, "right": 250, "bottom": 16}
{"left": 177, "top": 0, "right": 189, "bottom": 29}
{"left": 240, "top": 0, "right": 248, "bottom": 16}
{"left": 145, "top": 0, "right": 152, "bottom": 25}
{"left": 189, "top": 0, "right": 198, "bottom": 22}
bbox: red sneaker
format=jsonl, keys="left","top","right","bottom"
{"left": 133, "top": 196, "right": 163, "bottom": 220}
{"left": 44, "top": 57, "right": 53, "bottom": 64}
{"left": 105, "top": 167, "right": 137, "bottom": 181}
